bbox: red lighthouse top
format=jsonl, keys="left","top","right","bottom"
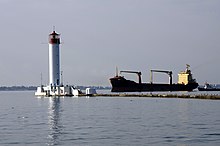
{"left": 49, "top": 31, "right": 60, "bottom": 44}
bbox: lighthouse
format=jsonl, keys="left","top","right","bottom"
{"left": 35, "top": 29, "right": 81, "bottom": 96}
{"left": 48, "top": 31, "right": 60, "bottom": 86}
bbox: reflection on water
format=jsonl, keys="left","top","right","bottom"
{"left": 47, "top": 97, "right": 63, "bottom": 146}
{"left": 178, "top": 100, "right": 190, "bottom": 124}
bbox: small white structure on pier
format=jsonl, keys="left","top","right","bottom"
{"left": 86, "top": 88, "right": 97, "bottom": 96}
{"left": 35, "top": 30, "right": 80, "bottom": 96}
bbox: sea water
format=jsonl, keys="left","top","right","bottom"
{"left": 0, "top": 91, "right": 220, "bottom": 146}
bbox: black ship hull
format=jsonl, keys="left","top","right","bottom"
{"left": 110, "top": 76, "right": 198, "bottom": 92}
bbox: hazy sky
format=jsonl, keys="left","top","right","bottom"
{"left": 0, "top": 0, "right": 220, "bottom": 86}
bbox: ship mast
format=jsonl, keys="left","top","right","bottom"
{"left": 116, "top": 66, "right": 119, "bottom": 77}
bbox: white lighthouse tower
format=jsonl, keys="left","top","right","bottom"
{"left": 49, "top": 31, "right": 60, "bottom": 86}
{"left": 35, "top": 30, "right": 80, "bottom": 96}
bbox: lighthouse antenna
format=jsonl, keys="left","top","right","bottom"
{"left": 61, "top": 71, "right": 63, "bottom": 86}
{"left": 53, "top": 26, "right": 55, "bottom": 32}
{"left": 40, "top": 73, "right": 43, "bottom": 86}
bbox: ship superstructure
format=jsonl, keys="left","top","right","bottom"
{"left": 178, "top": 64, "right": 196, "bottom": 85}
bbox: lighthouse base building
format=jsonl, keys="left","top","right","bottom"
{"left": 35, "top": 85, "right": 80, "bottom": 96}
{"left": 35, "top": 30, "right": 81, "bottom": 97}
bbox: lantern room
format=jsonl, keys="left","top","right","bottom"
{"left": 49, "top": 31, "right": 60, "bottom": 44}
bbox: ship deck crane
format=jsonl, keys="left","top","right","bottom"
{"left": 120, "top": 71, "right": 142, "bottom": 84}
{"left": 150, "top": 70, "right": 173, "bottom": 85}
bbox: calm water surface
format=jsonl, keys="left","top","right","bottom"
{"left": 0, "top": 91, "right": 220, "bottom": 146}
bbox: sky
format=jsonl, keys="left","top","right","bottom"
{"left": 0, "top": 0, "right": 220, "bottom": 86}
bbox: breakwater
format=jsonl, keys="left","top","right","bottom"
{"left": 90, "top": 93, "right": 220, "bottom": 100}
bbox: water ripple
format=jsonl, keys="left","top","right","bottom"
{"left": 1, "top": 92, "right": 220, "bottom": 146}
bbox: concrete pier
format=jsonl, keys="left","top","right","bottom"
{"left": 87, "top": 93, "right": 220, "bottom": 100}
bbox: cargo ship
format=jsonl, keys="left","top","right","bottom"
{"left": 198, "top": 83, "right": 220, "bottom": 91}
{"left": 110, "top": 65, "right": 198, "bottom": 92}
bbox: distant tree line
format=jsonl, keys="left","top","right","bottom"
{"left": 75, "top": 86, "right": 111, "bottom": 90}
{"left": 0, "top": 86, "right": 37, "bottom": 91}
{"left": 0, "top": 86, "right": 111, "bottom": 91}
